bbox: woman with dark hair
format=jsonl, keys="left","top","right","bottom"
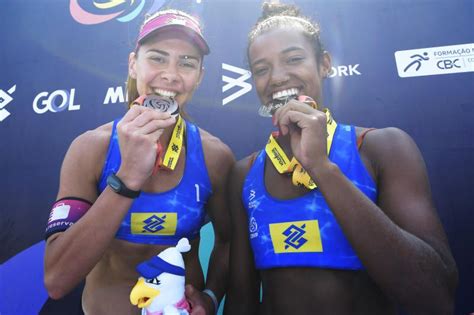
{"left": 44, "top": 9, "right": 233, "bottom": 315}
{"left": 225, "top": 3, "right": 458, "bottom": 314}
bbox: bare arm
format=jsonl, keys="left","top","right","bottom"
{"left": 186, "top": 134, "right": 235, "bottom": 315}
{"left": 224, "top": 158, "right": 260, "bottom": 315}
{"left": 44, "top": 107, "right": 176, "bottom": 299}
{"left": 202, "top": 137, "right": 235, "bottom": 314}
{"left": 313, "top": 127, "right": 458, "bottom": 314}
{"left": 44, "top": 128, "right": 135, "bottom": 299}
{"left": 274, "top": 101, "right": 458, "bottom": 313}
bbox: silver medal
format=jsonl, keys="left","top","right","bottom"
{"left": 142, "top": 94, "right": 179, "bottom": 118}
{"left": 258, "top": 95, "right": 296, "bottom": 118}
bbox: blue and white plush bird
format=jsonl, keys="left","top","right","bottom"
{"left": 130, "top": 238, "right": 191, "bottom": 315}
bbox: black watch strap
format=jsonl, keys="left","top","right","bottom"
{"left": 106, "top": 173, "right": 141, "bottom": 199}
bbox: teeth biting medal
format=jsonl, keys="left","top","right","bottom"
{"left": 258, "top": 94, "right": 318, "bottom": 117}
{"left": 263, "top": 94, "right": 331, "bottom": 189}
{"left": 258, "top": 95, "right": 296, "bottom": 117}
{"left": 132, "top": 94, "right": 184, "bottom": 174}
{"left": 133, "top": 94, "right": 180, "bottom": 118}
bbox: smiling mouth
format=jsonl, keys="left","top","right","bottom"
{"left": 272, "top": 88, "right": 299, "bottom": 100}
{"left": 154, "top": 89, "right": 177, "bottom": 98}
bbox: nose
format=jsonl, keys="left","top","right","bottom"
{"left": 269, "top": 66, "right": 290, "bottom": 87}
{"left": 160, "top": 63, "right": 180, "bottom": 84}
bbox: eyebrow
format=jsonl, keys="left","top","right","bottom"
{"left": 147, "top": 49, "right": 200, "bottom": 62}
{"left": 281, "top": 46, "right": 305, "bottom": 54}
{"left": 251, "top": 46, "right": 305, "bottom": 68}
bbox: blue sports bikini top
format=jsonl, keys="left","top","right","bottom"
{"left": 242, "top": 124, "right": 377, "bottom": 270}
{"left": 98, "top": 119, "right": 212, "bottom": 245}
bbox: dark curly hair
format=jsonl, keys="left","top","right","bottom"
{"left": 248, "top": 2, "right": 325, "bottom": 64}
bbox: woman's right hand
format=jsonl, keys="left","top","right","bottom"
{"left": 116, "top": 105, "right": 176, "bottom": 190}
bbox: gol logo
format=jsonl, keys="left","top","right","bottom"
{"left": 33, "top": 89, "right": 81, "bottom": 114}
{"left": 70, "top": 0, "right": 155, "bottom": 25}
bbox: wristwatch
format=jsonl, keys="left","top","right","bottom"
{"left": 106, "top": 173, "right": 140, "bottom": 199}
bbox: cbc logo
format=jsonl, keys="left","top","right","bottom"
{"left": 437, "top": 59, "right": 461, "bottom": 70}
{"left": 33, "top": 89, "right": 81, "bottom": 114}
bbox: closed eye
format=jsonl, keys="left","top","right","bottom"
{"left": 287, "top": 55, "right": 305, "bottom": 64}
{"left": 150, "top": 56, "right": 165, "bottom": 63}
{"left": 252, "top": 66, "right": 269, "bottom": 77}
{"left": 180, "top": 60, "right": 199, "bottom": 69}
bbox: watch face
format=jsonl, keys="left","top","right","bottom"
{"left": 107, "top": 175, "right": 121, "bottom": 191}
{"left": 107, "top": 173, "right": 139, "bottom": 198}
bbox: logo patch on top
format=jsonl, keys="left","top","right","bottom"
{"left": 269, "top": 220, "right": 323, "bottom": 253}
{"left": 131, "top": 213, "right": 177, "bottom": 235}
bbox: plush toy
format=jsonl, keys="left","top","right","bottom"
{"left": 130, "top": 238, "right": 191, "bottom": 315}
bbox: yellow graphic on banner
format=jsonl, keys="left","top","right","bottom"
{"left": 269, "top": 220, "right": 323, "bottom": 253}
{"left": 131, "top": 213, "right": 177, "bottom": 235}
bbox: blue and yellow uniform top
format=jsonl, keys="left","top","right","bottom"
{"left": 242, "top": 124, "right": 377, "bottom": 270}
{"left": 98, "top": 118, "right": 212, "bottom": 245}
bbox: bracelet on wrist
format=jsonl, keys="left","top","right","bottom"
{"left": 202, "top": 288, "right": 219, "bottom": 314}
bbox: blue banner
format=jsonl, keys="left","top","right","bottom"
{"left": 1, "top": 0, "right": 472, "bottom": 314}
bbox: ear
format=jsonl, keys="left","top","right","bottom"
{"left": 128, "top": 52, "right": 137, "bottom": 79}
{"left": 319, "top": 51, "right": 332, "bottom": 78}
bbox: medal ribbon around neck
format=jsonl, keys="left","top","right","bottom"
{"left": 265, "top": 108, "right": 337, "bottom": 189}
{"left": 153, "top": 114, "right": 185, "bottom": 174}
{"left": 131, "top": 94, "right": 184, "bottom": 175}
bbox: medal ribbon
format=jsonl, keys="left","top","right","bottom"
{"left": 265, "top": 109, "right": 337, "bottom": 189}
{"left": 153, "top": 115, "right": 185, "bottom": 174}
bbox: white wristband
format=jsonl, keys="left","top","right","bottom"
{"left": 202, "top": 288, "right": 219, "bottom": 314}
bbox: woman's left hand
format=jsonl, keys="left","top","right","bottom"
{"left": 273, "top": 98, "right": 330, "bottom": 172}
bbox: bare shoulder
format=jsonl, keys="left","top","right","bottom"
{"left": 68, "top": 122, "right": 114, "bottom": 165}
{"left": 228, "top": 154, "right": 259, "bottom": 210}
{"left": 361, "top": 126, "right": 416, "bottom": 148}
{"left": 58, "top": 122, "right": 114, "bottom": 200}
{"left": 235, "top": 153, "right": 258, "bottom": 174}
{"left": 357, "top": 126, "right": 423, "bottom": 172}
{"left": 199, "top": 128, "right": 235, "bottom": 175}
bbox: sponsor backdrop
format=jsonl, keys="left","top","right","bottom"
{"left": 1, "top": 0, "right": 473, "bottom": 314}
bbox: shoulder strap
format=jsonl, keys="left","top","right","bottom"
{"left": 247, "top": 151, "right": 259, "bottom": 169}
{"left": 357, "top": 128, "right": 376, "bottom": 150}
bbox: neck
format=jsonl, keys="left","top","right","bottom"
{"left": 275, "top": 132, "right": 293, "bottom": 159}
{"left": 160, "top": 124, "right": 175, "bottom": 147}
